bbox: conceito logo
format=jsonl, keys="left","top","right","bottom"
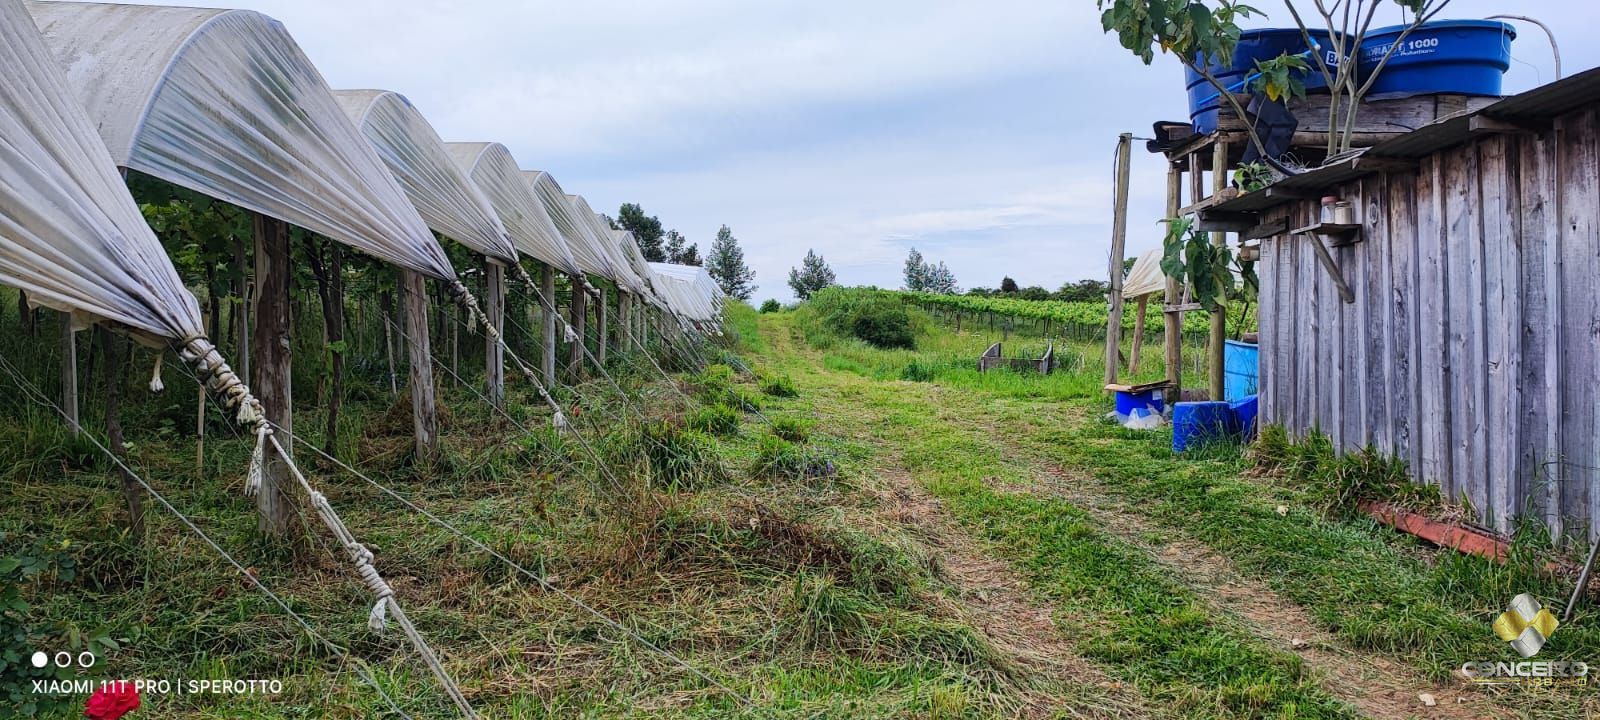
{"left": 1493, "top": 593, "right": 1559, "bottom": 658}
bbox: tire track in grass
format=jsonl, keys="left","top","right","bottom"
{"left": 759, "top": 318, "right": 1360, "bottom": 720}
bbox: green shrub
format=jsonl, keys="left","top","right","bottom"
{"left": 759, "top": 373, "right": 798, "bottom": 398}
{"left": 753, "top": 434, "right": 835, "bottom": 480}
{"left": 641, "top": 421, "right": 728, "bottom": 490}
{"left": 769, "top": 416, "right": 812, "bottom": 443}
{"left": 900, "top": 359, "right": 938, "bottom": 382}
{"left": 848, "top": 302, "right": 915, "bottom": 349}
{"left": 803, "top": 287, "right": 919, "bottom": 350}
{"left": 686, "top": 404, "right": 741, "bottom": 436}
{"left": 759, "top": 299, "right": 782, "bottom": 313}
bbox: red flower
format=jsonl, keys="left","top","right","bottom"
{"left": 84, "top": 681, "right": 140, "bottom": 720}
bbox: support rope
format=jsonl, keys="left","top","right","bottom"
{"left": 174, "top": 335, "right": 477, "bottom": 719}
{"left": 0, "top": 353, "right": 416, "bottom": 720}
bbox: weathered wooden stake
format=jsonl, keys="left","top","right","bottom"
{"left": 1163, "top": 165, "right": 1184, "bottom": 407}
{"left": 98, "top": 328, "right": 143, "bottom": 540}
{"left": 1104, "top": 132, "right": 1133, "bottom": 390}
{"left": 60, "top": 312, "right": 78, "bottom": 434}
{"left": 484, "top": 260, "right": 506, "bottom": 409}
{"left": 398, "top": 269, "right": 437, "bottom": 458}
{"left": 232, "top": 235, "right": 249, "bottom": 382}
{"left": 597, "top": 284, "right": 609, "bottom": 367}
{"left": 617, "top": 291, "right": 632, "bottom": 353}
{"left": 568, "top": 275, "right": 587, "bottom": 379}
{"left": 251, "top": 212, "right": 293, "bottom": 537}
{"left": 1208, "top": 140, "right": 1229, "bottom": 400}
{"left": 541, "top": 263, "right": 557, "bottom": 387}
{"left": 1130, "top": 295, "right": 1149, "bottom": 374}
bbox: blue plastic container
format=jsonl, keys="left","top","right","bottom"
{"left": 1114, "top": 388, "right": 1166, "bottom": 424}
{"left": 1229, "top": 394, "right": 1260, "bottom": 439}
{"left": 1357, "top": 20, "right": 1514, "bottom": 96}
{"left": 1185, "top": 28, "right": 1334, "bottom": 134}
{"left": 1223, "top": 340, "right": 1259, "bottom": 402}
{"left": 1173, "top": 401, "right": 1236, "bottom": 452}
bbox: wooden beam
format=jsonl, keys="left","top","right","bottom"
{"left": 1129, "top": 295, "right": 1149, "bottom": 374}
{"left": 1469, "top": 115, "right": 1542, "bottom": 136}
{"left": 596, "top": 283, "right": 609, "bottom": 367}
{"left": 251, "top": 211, "right": 293, "bottom": 537}
{"left": 1104, "top": 132, "right": 1133, "bottom": 390}
{"left": 484, "top": 260, "right": 505, "bottom": 409}
{"left": 1208, "top": 139, "right": 1228, "bottom": 401}
{"left": 568, "top": 275, "right": 587, "bottom": 380}
{"left": 1163, "top": 165, "right": 1184, "bottom": 407}
{"left": 1244, "top": 216, "right": 1290, "bottom": 240}
{"left": 1303, "top": 232, "right": 1356, "bottom": 303}
{"left": 398, "top": 268, "right": 437, "bottom": 458}
{"left": 541, "top": 263, "right": 557, "bottom": 387}
{"left": 1196, "top": 209, "right": 1258, "bottom": 233}
{"left": 60, "top": 312, "right": 77, "bottom": 434}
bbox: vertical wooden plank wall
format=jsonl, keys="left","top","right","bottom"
{"left": 1258, "top": 106, "right": 1600, "bottom": 540}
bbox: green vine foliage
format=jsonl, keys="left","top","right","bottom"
{"left": 1162, "top": 217, "right": 1257, "bottom": 313}
{"left": 1247, "top": 52, "right": 1310, "bottom": 103}
{"left": 2, "top": 536, "right": 78, "bottom": 717}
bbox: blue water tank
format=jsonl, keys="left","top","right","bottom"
{"left": 1223, "top": 340, "right": 1259, "bottom": 402}
{"left": 1229, "top": 394, "right": 1260, "bottom": 439}
{"left": 1357, "top": 20, "right": 1514, "bottom": 96}
{"left": 1185, "top": 28, "right": 1334, "bottom": 134}
{"left": 1173, "top": 401, "right": 1236, "bottom": 453}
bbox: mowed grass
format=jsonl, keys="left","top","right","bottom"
{"left": 768, "top": 291, "right": 1600, "bottom": 719}
{"left": 1, "top": 300, "right": 1093, "bottom": 719}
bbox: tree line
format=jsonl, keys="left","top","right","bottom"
{"left": 610, "top": 202, "right": 758, "bottom": 301}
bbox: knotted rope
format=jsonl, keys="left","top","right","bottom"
{"left": 176, "top": 334, "right": 476, "bottom": 719}
{"left": 447, "top": 279, "right": 570, "bottom": 430}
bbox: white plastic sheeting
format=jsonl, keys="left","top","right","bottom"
{"left": 0, "top": 0, "right": 199, "bottom": 342}
{"left": 649, "top": 262, "right": 723, "bottom": 323}
{"left": 613, "top": 229, "right": 668, "bottom": 309}
{"left": 445, "top": 143, "right": 581, "bottom": 277}
{"left": 27, "top": 1, "right": 455, "bottom": 280}
{"left": 334, "top": 90, "right": 516, "bottom": 265}
{"left": 570, "top": 194, "right": 648, "bottom": 297}
{"left": 523, "top": 171, "right": 612, "bottom": 280}
{"left": 1122, "top": 249, "right": 1165, "bottom": 299}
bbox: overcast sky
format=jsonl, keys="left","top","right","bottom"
{"left": 109, "top": 0, "right": 1596, "bottom": 302}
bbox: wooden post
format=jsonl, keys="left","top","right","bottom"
{"left": 59, "top": 312, "right": 78, "bottom": 434}
{"left": 251, "top": 212, "right": 293, "bottom": 537}
{"left": 398, "top": 269, "right": 437, "bottom": 458}
{"left": 541, "top": 263, "right": 557, "bottom": 387}
{"left": 1104, "top": 132, "right": 1133, "bottom": 390}
{"left": 1163, "top": 165, "right": 1184, "bottom": 407}
{"left": 484, "top": 260, "right": 505, "bottom": 409}
{"left": 1129, "top": 295, "right": 1149, "bottom": 374}
{"left": 98, "top": 328, "right": 143, "bottom": 540}
{"left": 617, "top": 291, "right": 632, "bottom": 353}
{"left": 597, "top": 284, "right": 609, "bottom": 367}
{"left": 568, "top": 275, "right": 587, "bottom": 379}
{"left": 1208, "top": 140, "right": 1229, "bottom": 400}
{"left": 232, "top": 235, "right": 249, "bottom": 382}
{"left": 380, "top": 290, "right": 397, "bottom": 396}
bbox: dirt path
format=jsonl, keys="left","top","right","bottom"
{"left": 900, "top": 380, "right": 1514, "bottom": 720}
{"left": 763, "top": 319, "right": 1521, "bottom": 720}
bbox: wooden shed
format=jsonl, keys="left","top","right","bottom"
{"left": 1201, "top": 68, "right": 1600, "bottom": 542}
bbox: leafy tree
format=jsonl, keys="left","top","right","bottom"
{"left": 1055, "top": 279, "right": 1111, "bottom": 302}
{"left": 902, "top": 248, "right": 929, "bottom": 291}
{"left": 999, "top": 276, "right": 1019, "bottom": 294}
{"left": 663, "top": 230, "right": 702, "bottom": 266}
{"left": 1098, "top": 0, "right": 1443, "bottom": 158}
{"left": 759, "top": 299, "right": 782, "bottom": 313}
{"left": 924, "top": 261, "right": 959, "bottom": 295}
{"left": 706, "top": 225, "right": 757, "bottom": 300}
{"left": 1017, "top": 286, "right": 1051, "bottom": 301}
{"left": 618, "top": 203, "right": 665, "bottom": 261}
{"left": 786, "top": 249, "right": 836, "bottom": 300}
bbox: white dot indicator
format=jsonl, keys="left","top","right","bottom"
{"left": 30, "top": 651, "right": 47, "bottom": 668}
